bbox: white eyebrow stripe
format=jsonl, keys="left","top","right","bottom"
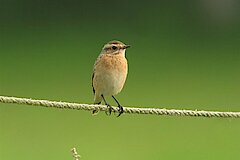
{"left": 104, "top": 44, "right": 117, "bottom": 49}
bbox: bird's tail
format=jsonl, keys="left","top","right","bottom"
{"left": 92, "top": 94, "right": 102, "bottom": 115}
{"left": 94, "top": 94, "right": 102, "bottom": 104}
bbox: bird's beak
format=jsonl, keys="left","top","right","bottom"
{"left": 123, "top": 45, "right": 131, "bottom": 49}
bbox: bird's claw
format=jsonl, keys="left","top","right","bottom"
{"left": 105, "top": 104, "right": 124, "bottom": 117}
{"left": 117, "top": 105, "right": 124, "bottom": 117}
{"left": 105, "top": 104, "right": 113, "bottom": 116}
{"left": 92, "top": 109, "right": 99, "bottom": 115}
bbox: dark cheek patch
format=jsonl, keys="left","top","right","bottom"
{"left": 104, "top": 47, "right": 111, "bottom": 51}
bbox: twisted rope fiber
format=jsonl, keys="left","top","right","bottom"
{"left": 0, "top": 95, "right": 240, "bottom": 118}
{"left": 71, "top": 148, "right": 81, "bottom": 160}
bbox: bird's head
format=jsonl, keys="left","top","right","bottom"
{"left": 101, "top": 40, "right": 130, "bottom": 56}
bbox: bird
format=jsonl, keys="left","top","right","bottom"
{"left": 92, "top": 40, "right": 130, "bottom": 116}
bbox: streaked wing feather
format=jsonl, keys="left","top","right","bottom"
{"left": 92, "top": 72, "right": 95, "bottom": 94}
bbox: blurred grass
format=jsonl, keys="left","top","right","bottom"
{"left": 1, "top": 0, "right": 240, "bottom": 160}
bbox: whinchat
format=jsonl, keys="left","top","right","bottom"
{"left": 92, "top": 40, "right": 130, "bottom": 116}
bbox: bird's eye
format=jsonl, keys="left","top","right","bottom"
{"left": 112, "top": 46, "right": 117, "bottom": 50}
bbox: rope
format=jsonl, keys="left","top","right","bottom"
{"left": 71, "top": 148, "right": 81, "bottom": 160}
{"left": 0, "top": 95, "right": 240, "bottom": 118}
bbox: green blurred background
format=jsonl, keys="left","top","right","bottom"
{"left": 1, "top": 0, "right": 240, "bottom": 159}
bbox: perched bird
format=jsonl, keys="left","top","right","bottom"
{"left": 92, "top": 40, "right": 130, "bottom": 116}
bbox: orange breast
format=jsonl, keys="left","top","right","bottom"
{"left": 93, "top": 54, "right": 128, "bottom": 96}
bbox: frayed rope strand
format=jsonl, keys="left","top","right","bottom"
{"left": 0, "top": 95, "right": 240, "bottom": 118}
{"left": 71, "top": 148, "right": 81, "bottom": 160}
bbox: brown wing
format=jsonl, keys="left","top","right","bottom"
{"left": 92, "top": 53, "right": 103, "bottom": 94}
{"left": 92, "top": 72, "right": 95, "bottom": 94}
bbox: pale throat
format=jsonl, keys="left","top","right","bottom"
{"left": 102, "top": 49, "right": 126, "bottom": 57}
{"left": 118, "top": 49, "right": 126, "bottom": 57}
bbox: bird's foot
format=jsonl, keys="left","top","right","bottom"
{"left": 92, "top": 109, "right": 99, "bottom": 115}
{"left": 105, "top": 104, "right": 113, "bottom": 116}
{"left": 117, "top": 105, "right": 124, "bottom": 117}
{"left": 92, "top": 102, "right": 101, "bottom": 116}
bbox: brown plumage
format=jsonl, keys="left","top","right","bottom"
{"left": 92, "top": 40, "right": 130, "bottom": 116}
